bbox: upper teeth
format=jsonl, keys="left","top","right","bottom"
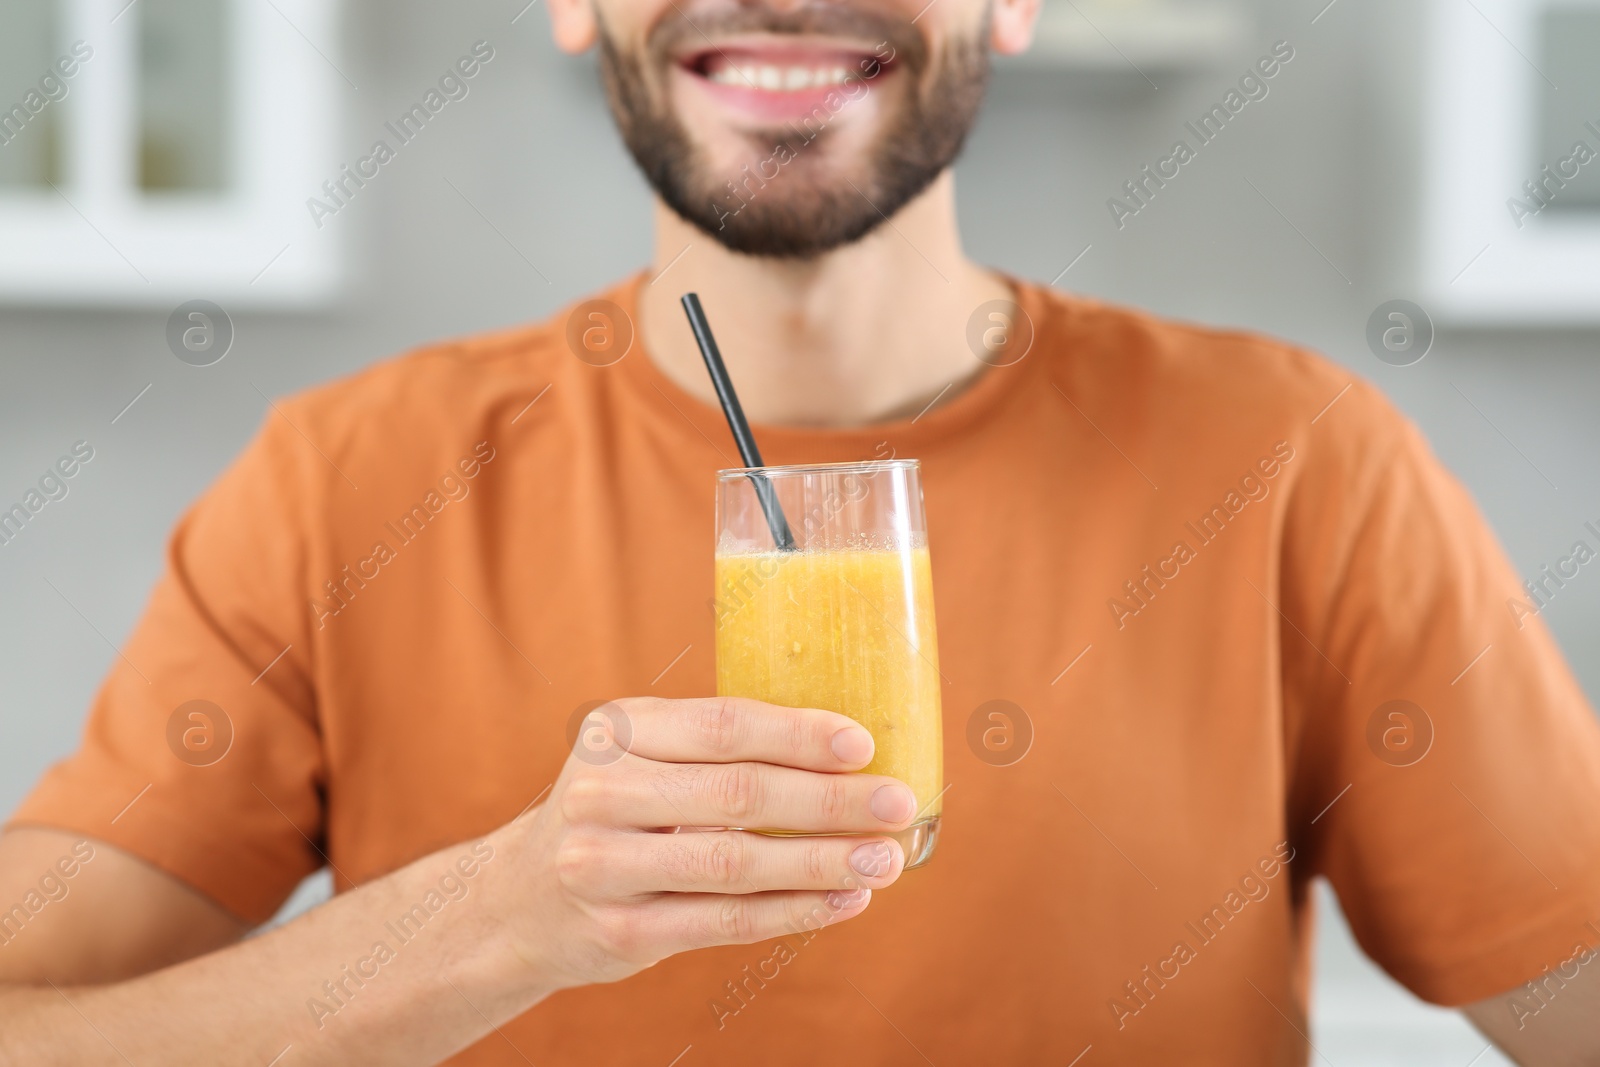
{"left": 708, "top": 64, "right": 855, "bottom": 91}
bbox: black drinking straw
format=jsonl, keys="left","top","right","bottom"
{"left": 680, "top": 293, "right": 797, "bottom": 551}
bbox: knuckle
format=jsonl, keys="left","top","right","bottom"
{"left": 663, "top": 835, "right": 742, "bottom": 889}
{"left": 594, "top": 906, "right": 645, "bottom": 962}
{"left": 702, "top": 836, "right": 745, "bottom": 889}
{"left": 559, "top": 774, "right": 606, "bottom": 824}
{"left": 708, "top": 762, "right": 761, "bottom": 823}
{"left": 691, "top": 697, "right": 742, "bottom": 756}
{"left": 818, "top": 775, "right": 851, "bottom": 824}
{"left": 622, "top": 695, "right": 667, "bottom": 731}
{"left": 800, "top": 839, "right": 832, "bottom": 884}
{"left": 785, "top": 711, "right": 810, "bottom": 762}
{"left": 708, "top": 895, "right": 752, "bottom": 944}
{"left": 554, "top": 831, "right": 601, "bottom": 894}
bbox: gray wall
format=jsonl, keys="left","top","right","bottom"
{"left": 0, "top": 0, "right": 1592, "bottom": 1058}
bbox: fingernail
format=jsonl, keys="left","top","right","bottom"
{"left": 869, "top": 784, "right": 915, "bottom": 824}
{"left": 826, "top": 888, "right": 869, "bottom": 911}
{"left": 830, "top": 726, "right": 874, "bottom": 765}
{"left": 849, "top": 841, "right": 893, "bottom": 877}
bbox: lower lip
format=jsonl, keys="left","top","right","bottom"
{"left": 676, "top": 66, "right": 888, "bottom": 124}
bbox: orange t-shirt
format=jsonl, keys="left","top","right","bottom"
{"left": 13, "top": 276, "right": 1600, "bottom": 1064}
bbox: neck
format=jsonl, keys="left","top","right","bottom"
{"left": 636, "top": 172, "right": 1011, "bottom": 428}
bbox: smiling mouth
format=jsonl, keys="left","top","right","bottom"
{"left": 679, "top": 42, "right": 894, "bottom": 101}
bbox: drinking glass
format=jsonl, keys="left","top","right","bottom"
{"left": 713, "top": 459, "right": 944, "bottom": 868}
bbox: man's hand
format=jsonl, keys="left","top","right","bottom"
{"left": 0, "top": 696, "right": 917, "bottom": 1065}
{"left": 490, "top": 695, "right": 916, "bottom": 989}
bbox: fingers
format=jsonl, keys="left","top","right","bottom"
{"left": 567, "top": 758, "right": 919, "bottom": 835}
{"left": 610, "top": 696, "right": 876, "bottom": 771}
{"left": 650, "top": 887, "right": 875, "bottom": 951}
{"left": 564, "top": 831, "right": 904, "bottom": 896}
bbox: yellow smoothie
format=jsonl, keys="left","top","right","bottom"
{"left": 714, "top": 545, "right": 944, "bottom": 821}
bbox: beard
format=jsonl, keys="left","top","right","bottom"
{"left": 596, "top": 4, "right": 990, "bottom": 259}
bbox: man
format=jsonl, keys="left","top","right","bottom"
{"left": 2, "top": 0, "right": 1598, "bottom": 1062}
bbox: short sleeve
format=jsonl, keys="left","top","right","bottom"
{"left": 1283, "top": 383, "right": 1600, "bottom": 1005}
{"left": 7, "top": 410, "right": 326, "bottom": 924}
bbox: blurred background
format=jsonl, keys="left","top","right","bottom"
{"left": 2, "top": 0, "right": 1597, "bottom": 1061}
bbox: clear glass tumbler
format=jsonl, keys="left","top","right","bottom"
{"left": 713, "top": 459, "right": 944, "bottom": 869}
